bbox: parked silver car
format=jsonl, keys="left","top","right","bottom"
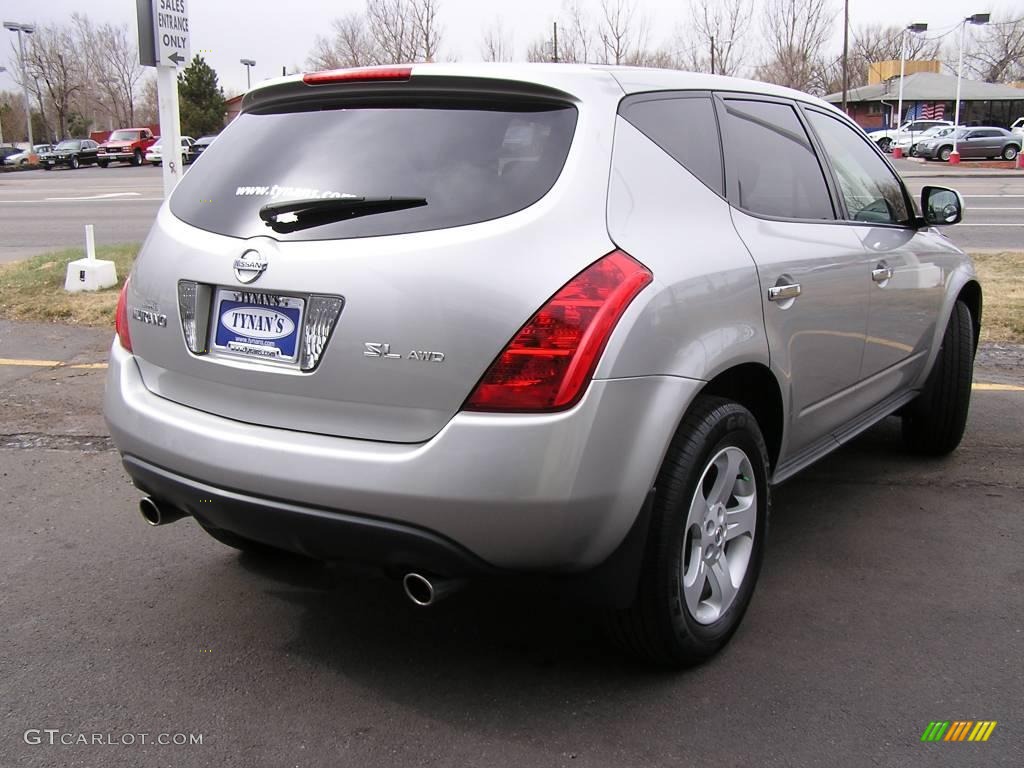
{"left": 105, "top": 64, "right": 981, "bottom": 666}
{"left": 918, "top": 126, "right": 1020, "bottom": 161}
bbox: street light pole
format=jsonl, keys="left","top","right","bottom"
{"left": 240, "top": 59, "right": 256, "bottom": 90}
{"left": 951, "top": 13, "right": 990, "bottom": 164}
{"left": 0, "top": 64, "right": 6, "bottom": 145}
{"left": 4, "top": 21, "right": 36, "bottom": 147}
{"left": 841, "top": 0, "right": 849, "bottom": 112}
{"left": 893, "top": 23, "right": 928, "bottom": 159}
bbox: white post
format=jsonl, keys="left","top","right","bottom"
{"left": 952, "top": 20, "right": 966, "bottom": 162}
{"left": 896, "top": 29, "right": 907, "bottom": 135}
{"left": 85, "top": 224, "right": 96, "bottom": 261}
{"left": 156, "top": 64, "right": 184, "bottom": 198}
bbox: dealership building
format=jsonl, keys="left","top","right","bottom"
{"left": 825, "top": 70, "right": 1024, "bottom": 131}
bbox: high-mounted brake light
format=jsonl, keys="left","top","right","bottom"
{"left": 464, "top": 250, "right": 652, "bottom": 413}
{"left": 115, "top": 278, "right": 132, "bottom": 352}
{"left": 303, "top": 66, "right": 413, "bottom": 85}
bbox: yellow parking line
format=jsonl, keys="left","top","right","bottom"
{"left": 0, "top": 357, "right": 108, "bottom": 370}
{"left": 0, "top": 357, "right": 63, "bottom": 367}
{"left": 973, "top": 382, "right": 1024, "bottom": 392}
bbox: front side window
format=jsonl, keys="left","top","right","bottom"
{"left": 719, "top": 99, "right": 834, "bottom": 220}
{"left": 807, "top": 110, "right": 910, "bottom": 226}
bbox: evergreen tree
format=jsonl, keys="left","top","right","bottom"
{"left": 177, "top": 55, "right": 225, "bottom": 137}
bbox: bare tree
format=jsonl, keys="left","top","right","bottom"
{"left": 74, "top": 15, "right": 146, "bottom": 127}
{"left": 677, "top": 0, "right": 753, "bottom": 76}
{"left": 308, "top": 12, "right": 381, "bottom": 69}
{"left": 136, "top": 75, "right": 159, "bottom": 126}
{"left": 560, "top": 1, "right": 595, "bottom": 63}
{"left": 18, "top": 24, "right": 86, "bottom": 139}
{"left": 480, "top": 17, "right": 514, "bottom": 62}
{"left": 526, "top": 37, "right": 552, "bottom": 63}
{"left": 962, "top": 14, "right": 1024, "bottom": 83}
{"left": 597, "top": 0, "right": 649, "bottom": 65}
{"left": 413, "top": 0, "right": 443, "bottom": 62}
{"left": 365, "top": 0, "right": 443, "bottom": 62}
{"left": 755, "top": 0, "right": 833, "bottom": 92}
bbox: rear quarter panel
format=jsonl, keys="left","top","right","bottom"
{"left": 600, "top": 116, "right": 768, "bottom": 383}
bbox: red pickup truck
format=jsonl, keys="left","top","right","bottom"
{"left": 98, "top": 128, "right": 157, "bottom": 167}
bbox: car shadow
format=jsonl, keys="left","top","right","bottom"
{"left": 227, "top": 413, "right": 944, "bottom": 715}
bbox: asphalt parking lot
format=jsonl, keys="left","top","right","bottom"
{"left": 0, "top": 165, "right": 163, "bottom": 263}
{"left": 0, "top": 319, "right": 1021, "bottom": 767}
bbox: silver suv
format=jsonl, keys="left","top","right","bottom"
{"left": 105, "top": 64, "right": 980, "bottom": 666}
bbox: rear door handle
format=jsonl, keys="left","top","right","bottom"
{"left": 768, "top": 283, "right": 801, "bottom": 302}
{"left": 872, "top": 265, "right": 894, "bottom": 283}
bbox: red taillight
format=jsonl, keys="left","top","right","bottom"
{"left": 464, "top": 250, "right": 652, "bottom": 413}
{"left": 303, "top": 66, "right": 412, "bottom": 85}
{"left": 115, "top": 278, "right": 132, "bottom": 351}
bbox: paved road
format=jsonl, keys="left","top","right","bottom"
{"left": 0, "top": 320, "right": 1022, "bottom": 767}
{"left": 0, "top": 162, "right": 1022, "bottom": 264}
{"left": 900, "top": 172, "right": 1024, "bottom": 251}
{"left": 0, "top": 166, "right": 162, "bottom": 263}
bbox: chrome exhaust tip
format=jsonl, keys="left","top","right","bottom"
{"left": 402, "top": 572, "right": 464, "bottom": 607}
{"left": 139, "top": 497, "right": 186, "bottom": 526}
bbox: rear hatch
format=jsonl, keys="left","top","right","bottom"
{"left": 126, "top": 67, "right": 621, "bottom": 443}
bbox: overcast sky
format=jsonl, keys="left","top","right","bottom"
{"left": 0, "top": 0, "right": 1009, "bottom": 96}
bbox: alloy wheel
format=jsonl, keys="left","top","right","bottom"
{"left": 681, "top": 446, "right": 757, "bottom": 625}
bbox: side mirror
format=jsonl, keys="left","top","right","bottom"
{"left": 921, "top": 186, "right": 963, "bottom": 226}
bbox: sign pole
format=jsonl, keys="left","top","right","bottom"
{"left": 156, "top": 64, "right": 183, "bottom": 197}
{"left": 139, "top": 0, "right": 190, "bottom": 197}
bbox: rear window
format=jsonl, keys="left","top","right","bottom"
{"left": 170, "top": 104, "right": 578, "bottom": 240}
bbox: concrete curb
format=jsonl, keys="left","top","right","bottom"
{"left": 899, "top": 171, "right": 1023, "bottom": 178}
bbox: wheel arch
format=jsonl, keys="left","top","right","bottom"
{"left": 695, "top": 362, "right": 785, "bottom": 472}
{"left": 957, "top": 279, "right": 983, "bottom": 352}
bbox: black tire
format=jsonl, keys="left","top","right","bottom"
{"left": 98, "top": 160, "right": 108, "bottom": 168}
{"left": 909, "top": 145, "right": 918, "bottom": 157}
{"left": 198, "top": 522, "right": 284, "bottom": 556}
{"left": 939, "top": 146, "right": 953, "bottom": 162}
{"left": 43, "top": 164, "right": 52, "bottom": 171}
{"left": 70, "top": 155, "right": 79, "bottom": 170}
{"left": 902, "top": 301, "right": 975, "bottom": 455}
{"left": 1002, "top": 144, "right": 1019, "bottom": 161}
{"left": 132, "top": 149, "right": 143, "bottom": 166}
{"left": 606, "top": 396, "right": 770, "bottom": 667}
{"left": 878, "top": 137, "right": 892, "bottom": 152}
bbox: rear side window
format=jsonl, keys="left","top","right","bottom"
{"left": 170, "top": 104, "right": 578, "bottom": 240}
{"left": 719, "top": 99, "right": 834, "bottom": 220}
{"left": 620, "top": 95, "right": 723, "bottom": 196}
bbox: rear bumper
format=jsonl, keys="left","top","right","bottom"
{"left": 104, "top": 342, "right": 701, "bottom": 571}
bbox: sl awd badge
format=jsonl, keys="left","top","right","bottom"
{"left": 364, "top": 342, "right": 445, "bottom": 363}
{"left": 234, "top": 249, "right": 267, "bottom": 284}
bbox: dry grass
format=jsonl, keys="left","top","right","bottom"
{"left": 0, "top": 245, "right": 1020, "bottom": 343}
{"left": 971, "top": 252, "right": 1024, "bottom": 344}
{"left": 0, "top": 244, "right": 138, "bottom": 325}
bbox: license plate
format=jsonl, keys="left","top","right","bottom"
{"left": 212, "top": 289, "right": 304, "bottom": 362}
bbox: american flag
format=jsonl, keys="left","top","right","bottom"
{"left": 921, "top": 102, "right": 946, "bottom": 120}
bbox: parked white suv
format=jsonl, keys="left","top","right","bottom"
{"left": 867, "top": 119, "right": 954, "bottom": 152}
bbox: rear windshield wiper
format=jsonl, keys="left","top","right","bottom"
{"left": 259, "top": 196, "right": 427, "bottom": 234}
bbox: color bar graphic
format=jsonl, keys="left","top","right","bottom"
{"left": 921, "top": 721, "right": 996, "bottom": 742}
